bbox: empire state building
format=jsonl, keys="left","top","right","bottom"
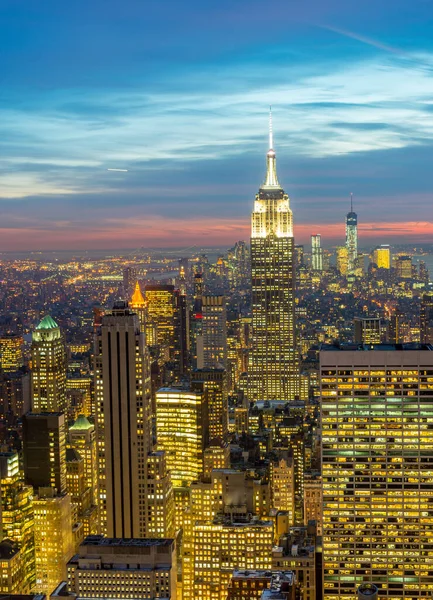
{"left": 248, "top": 113, "right": 299, "bottom": 401}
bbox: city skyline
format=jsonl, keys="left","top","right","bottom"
{"left": 1, "top": 0, "right": 433, "bottom": 250}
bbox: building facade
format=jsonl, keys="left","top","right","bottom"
{"left": 249, "top": 115, "right": 299, "bottom": 401}
{"left": 67, "top": 536, "right": 177, "bottom": 600}
{"left": 94, "top": 302, "right": 153, "bottom": 537}
{"left": 321, "top": 344, "right": 433, "bottom": 599}
{"left": 31, "top": 315, "right": 67, "bottom": 413}
{"left": 155, "top": 387, "right": 208, "bottom": 487}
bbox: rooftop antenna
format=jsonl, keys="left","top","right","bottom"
{"left": 350, "top": 192, "right": 353, "bottom": 212}
{"left": 269, "top": 105, "right": 273, "bottom": 150}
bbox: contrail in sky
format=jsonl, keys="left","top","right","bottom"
{"left": 319, "top": 24, "right": 409, "bottom": 57}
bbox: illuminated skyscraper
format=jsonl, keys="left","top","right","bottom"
{"left": 66, "top": 376, "right": 93, "bottom": 418}
{"left": 31, "top": 315, "right": 67, "bottom": 413}
{"left": 145, "top": 284, "right": 176, "bottom": 355}
{"left": 321, "top": 344, "right": 433, "bottom": 599}
{"left": 345, "top": 193, "right": 358, "bottom": 274}
{"left": 311, "top": 234, "right": 323, "bottom": 271}
{"left": 94, "top": 302, "right": 173, "bottom": 539}
{"left": 336, "top": 246, "right": 349, "bottom": 276}
{"left": 173, "top": 288, "right": 189, "bottom": 378}
{"left": 69, "top": 415, "right": 98, "bottom": 507}
{"left": 249, "top": 111, "right": 299, "bottom": 401}
{"left": 130, "top": 280, "right": 146, "bottom": 333}
{"left": 372, "top": 244, "right": 391, "bottom": 269}
{"left": 199, "top": 295, "right": 227, "bottom": 369}
{"left": 33, "top": 488, "right": 74, "bottom": 595}
{"left": 0, "top": 452, "right": 35, "bottom": 591}
{"left": 155, "top": 387, "right": 208, "bottom": 488}
{"left": 95, "top": 302, "right": 149, "bottom": 536}
{"left": 191, "top": 368, "right": 228, "bottom": 441}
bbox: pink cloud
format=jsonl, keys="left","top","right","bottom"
{"left": 0, "top": 218, "right": 432, "bottom": 251}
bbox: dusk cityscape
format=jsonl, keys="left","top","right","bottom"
{"left": 0, "top": 1, "right": 433, "bottom": 600}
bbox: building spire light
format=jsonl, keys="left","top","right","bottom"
{"left": 264, "top": 106, "right": 280, "bottom": 188}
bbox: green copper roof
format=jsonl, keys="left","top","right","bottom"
{"left": 69, "top": 414, "right": 92, "bottom": 431}
{"left": 36, "top": 315, "right": 59, "bottom": 330}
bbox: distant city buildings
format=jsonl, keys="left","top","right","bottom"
{"left": 1, "top": 113, "right": 433, "bottom": 600}
{"left": 311, "top": 234, "right": 323, "bottom": 272}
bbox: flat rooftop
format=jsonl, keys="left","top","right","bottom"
{"left": 82, "top": 535, "right": 174, "bottom": 547}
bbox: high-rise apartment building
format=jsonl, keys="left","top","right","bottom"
{"left": 420, "top": 293, "right": 433, "bottom": 343}
{"left": 155, "top": 387, "right": 208, "bottom": 487}
{"left": 321, "top": 344, "right": 433, "bottom": 599}
{"left": 191, "top": 368, "right": 228, "bottom": 441}
{"left": 67, "top": 536, "right": 177, "bottom": 600}
{"left": 345, "top": 194, "right": 358, "bottom": 274}
{"left": 311, "top": 234, "right": 323, "bottom": 271}
{"left": 354, "top": 317, "right": 382, "bottom": 345}
{"left": 249, "top": 114, "right": 299, "bottom": 401}
{"left": 372, "top": 244, "right": 391, "bottom": 269}
{"left": 31, "top": 315, "right": 67, "bottom": 413}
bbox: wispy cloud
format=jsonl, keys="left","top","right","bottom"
{"left": 1, "top": 47, "right": 433, "bottom": 200}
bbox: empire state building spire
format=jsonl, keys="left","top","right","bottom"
{"left": 263, "top": 106, "right": 280, "bottom": 188}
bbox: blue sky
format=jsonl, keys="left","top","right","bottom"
{"left": 1, "top": 0, "right": 433, "bottom": 250}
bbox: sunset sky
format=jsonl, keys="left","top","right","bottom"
{"left": 1, "top": 0, "right": 433, "bottom": 250}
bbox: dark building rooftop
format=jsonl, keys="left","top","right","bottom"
{"left": 321, "top": 342, "right": 433, "bottom": 352}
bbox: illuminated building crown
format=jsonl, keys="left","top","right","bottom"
{"left": 130, "top": 281, "right": 146, "bottom": 308}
